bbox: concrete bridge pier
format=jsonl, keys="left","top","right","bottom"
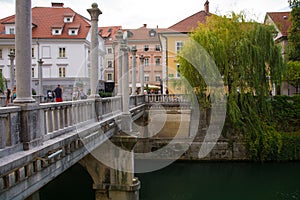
{"left": 80, "top": 134, "right": 140, "bottom": 200}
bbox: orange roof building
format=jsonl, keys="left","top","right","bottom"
{"left": 0, "top": 2, "right": 105, "bottom": 100}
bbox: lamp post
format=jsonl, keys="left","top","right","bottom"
{"left": 139, "top": 55, "right": 145, "bottom": 94}
{"left": 131, "top": 45, "right": 137, "bottom": 95}
{"left": 8, "top": 50, "right": 15, "bottom": 90}
{"left": 37, "top": 59, "right": 44, "bottom": 96}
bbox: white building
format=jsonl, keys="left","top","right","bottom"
{"left": 0, "top": 2, "right": 105, "bottom": 100}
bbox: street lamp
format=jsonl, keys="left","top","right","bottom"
{"left": 8, "top": 50, "right": 15, "bottom": 90}
{"left": 139, "top": 55, "right": 144, "bottom": 94}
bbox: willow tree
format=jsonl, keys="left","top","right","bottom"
{"left": 178, "top": 14, "right": 285, "bottom": 160}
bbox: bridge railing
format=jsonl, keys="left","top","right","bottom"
{"left": 145, "top": 94, "right": 191, "bottom": 104}
{"left": 0, "top": 95, "right": 146, "bottom": 157}
{"left": 0, "top": 106, "right": 22, "bottom": 158}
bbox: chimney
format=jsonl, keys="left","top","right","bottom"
{"left": 52, "top": 2, "right": 64, "bottom": 7}
{"left": 204, "top": 0, "right": 209, "bottom": 13}
{"left": 143, "top": 24, "right": 147, "bottom": 28}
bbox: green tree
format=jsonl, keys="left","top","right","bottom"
{"left": 288, "top": 0, "right": 300, "bottom": 61}
{"left": 178, "top": 14, "right": 284, "bottom": 160}
{"left": 286, "top": 61, "right": 300, "bottom": 93}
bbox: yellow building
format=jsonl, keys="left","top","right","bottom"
{"left": 159, "top": 0, "right": 212, "bottom": 94}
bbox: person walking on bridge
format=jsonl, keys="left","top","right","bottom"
{"left": 54, "top": 84, "right": 63, "bottom": 102}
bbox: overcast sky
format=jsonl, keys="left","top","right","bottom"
{"left": 0, "top": 0, "right": 291, "bottom": 28}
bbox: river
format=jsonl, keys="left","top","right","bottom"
{"left": 40, "top": 161, "right": 300, "bottom": 200}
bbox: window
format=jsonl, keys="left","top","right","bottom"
{"left": 155, "top": 58, "right": 161, "bottom": 66}
{"left": 32, "top": 48, "right": 35, "bottom": 58}
{"left": 9, "top": 28, "right": 15, "bottom": 34}
{"left": 32, "top": 68, "right": 35, "bottom": 78}
{"left": 0, "top": 49, "right": 2, "bottom": 59}
{"left": 176, "top": 41, "right": 184, "bottom": 53}
{"left": 107, "top": 48, "right": 112, "bottom": 54}
{"left": 68, "top": 29, "right": 79, "bottom": 35}
{"left": 59, "top": 48, "right": 66, "bottom": 58}
{"left": 107, "top": 61, "right": 112, "bottom": 68}
{"left": 144, "top": 45, "right": 149, "bottom": 52}
{"left": 59, "top": 67, "right": 66, "bottom": 77}
{"left": 52, "top": 28, "right": 63, "bottom": 35}
{"left": 144, "top": 74, "right": 150, "bottom": 82}
{"left": 155, "top": 45, "right": 161, "bottom": 51}
{"left": 176, "top": 63, "right": 180, "bottom": 78}
{"left": 107, "top": 73, "right": 113, "bottom": 81}
{"left": 155, "top": 75, "right": 161, "bottom": 82}
{"left": 144, "top": 58, "right": 149, "bottom": 66}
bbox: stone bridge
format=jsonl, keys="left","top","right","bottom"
{"left": 0, "top": 95, "right": 145, "bottom": 200}
{"left": 0, "top": 2, "right": 196, "bottom": 199}
{"left": 0, "top": 94, "right": 192, "bottom": 200}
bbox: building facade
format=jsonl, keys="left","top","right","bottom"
{"left": 159, "top": 0, "right": 211, "bottom": 94}
{"left": 264, "top": 11, "right": 296, "bottom": 95}
{"left": 0, "top": 2, "right": 105, "bottom": 100}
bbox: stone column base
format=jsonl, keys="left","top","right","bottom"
{"left": 94, "top": 178, "right": 140, "bottom": 200}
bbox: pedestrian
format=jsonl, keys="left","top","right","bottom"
{"left": 54, "top": 84, "right": 63, "bottom": 102}
{"left": 12, "top": 86, "right": 16, "bottom": 100}
{"left": 6, "top": 88, "right": 11, "bottom": 106}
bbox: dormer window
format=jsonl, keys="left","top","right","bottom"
{"left": 52, "top": 28, "right": 63, "bottom": 35}
{"left": 68, "top": 28, "right": 79, "bottom": 36}
{"left": 68, "top": 24, "right": 80, "bottom": 36}
{"left": 4, "top": 25, "right": 15, "bottom": 34}
{"left": 51, "top": 24, "right": 64, "bottom": 35}
{"left": 64, "top": 13, "right": 75, "bottom": 23}
{"left": 149, "top": 29, "right": 156, "bottom": 37}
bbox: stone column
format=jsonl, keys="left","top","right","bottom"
{"left": 80, "top": 134, "right": 140, "bottom": 200}
{"left": 8, "top": 50, "right": 15, "bottom": 91}
{"left": 139, "top": 55, "right": 145, "bottom": 94}
{"left": 87, "top": 3, "right": 102, "bottom": 98}
{"left": 13, "top": 0, "right": 42, "bottom": 151}
{"left": 116, "top": 30, "right": 123, "bottom": 96}
{"left": 131, "top": 46, "right": 137, "bottom": 95}
{"left": 121, "top": 36, "right": 132, "bottom": 133}
{"left": 14, "top": 0, "right": 35, "bottom": 104}
{"left": 37, "top": 59, "right": 43, "bottom": 96}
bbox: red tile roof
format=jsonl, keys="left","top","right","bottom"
{"left": 266, "top": 12, "right": 292, "bottom": 37}
{"left": 168, "top": 10, "right": 211, "bottom": 33}
{"left": 126, "top": 26, "right": 170, "bottom": 41}
{"left": 98, "top": 26, "right": 122, "bottom": 44}
{"left": 0, "top": 6, "right": 91, "bottom": 39}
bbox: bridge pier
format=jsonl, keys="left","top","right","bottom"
{"left": 80, "top": 134, "right": 140, "bottom": 200}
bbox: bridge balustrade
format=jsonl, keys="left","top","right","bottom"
{"left": 145, "top": 94, "right": 191, "bottom": 104}
{"left": 0, "top": 107, "right": 22, "bottom": 158}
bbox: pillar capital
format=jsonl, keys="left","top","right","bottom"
{"left": 116, "top": 30, "right": 123, "bottom": 42}
{"left": 87, "top": 3, "right": 102, "bottom": 21}
{"left": 131, "top": 45, "right": 137, "bottom": 55}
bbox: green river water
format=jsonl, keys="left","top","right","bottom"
{"left": 40, "top": 161, "right": 300, "bottom": 200}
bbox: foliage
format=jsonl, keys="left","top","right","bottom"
{"left": 178, "top": 14, "right": 285, "bottom": 161}
{"left": 271, "top": 95, "right": 300, "bottom": 132}
{"left": 288, "top": 3, "right": 300, "bottom": 61}
{"left": 0, "top": 70, "right": 4, "bottom": 94}
{"left": 99, "top": 91, "right": 112, "bottom": 98}
{"left": 286, "top": 61, "right": 300, "bottom": 93}
{"left": 289, "top": 0, "right": 300, "bottom": 8}
{"left": 277, "top": 132, "right": 300, "bottom": 161}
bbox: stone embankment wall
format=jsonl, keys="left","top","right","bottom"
{"left": 134, "top": 106, "right": 249, "bottom": 161}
